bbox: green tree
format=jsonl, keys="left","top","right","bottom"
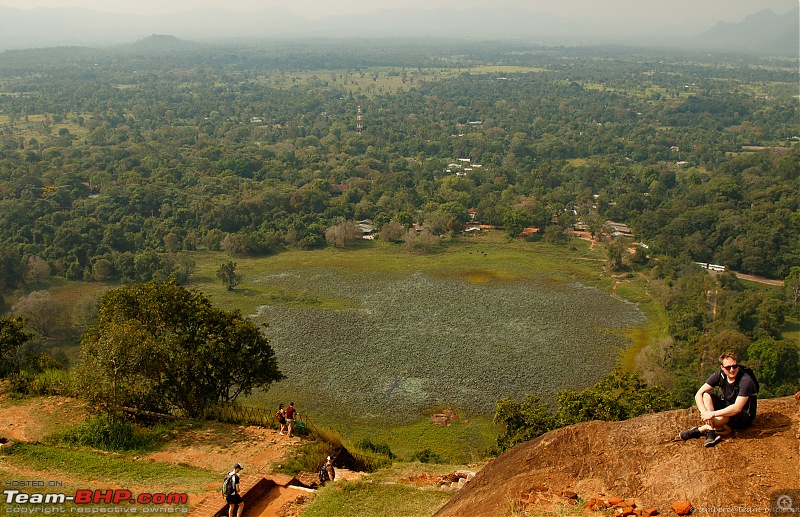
{"left": 493, "top": 394, "right": 559, "bottom": 453}
{"left": 77, "top": 281, "right": 284, "bottom": 417}
{"left": 503, "top": 208, "right": 531, "bottom": 239}
{"left": 556, "top": 371, "right": 678, "bottom": 425}
{"left": 217, "top": 261, "right": 242, "bottom": 291}
{"left": 0, "top": 246, "right": 25, "bottom": 291}
{"left": 0, "top": 316, "right": 31, "bottom": 376}
{"left": 747, "top": 338, "right": 800, "bottom": 394}
{"left": 606, "top": 237, "right": 629, "bottom": 272}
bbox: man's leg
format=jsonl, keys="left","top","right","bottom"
{"left": 228, "top": 504, "right": 235, "bottom": 517}
{"left": 287, "top": 420, "right": 293, "bottom": 437}
{"left": 236, "top": 503, "right": 244, "bottom": 517}
{"left": 698, "top": 393, "right": 729, "bottom": 432}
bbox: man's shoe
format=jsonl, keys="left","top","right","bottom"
{"left": 679, "top": 427, "right": 703, "bottom": 440}
{"left": 704, "top": 430, "right": 721, "bottom": 447}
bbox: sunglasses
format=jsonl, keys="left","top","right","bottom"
{"left": 721, "top": 364, "right": 739, "bottom": 371}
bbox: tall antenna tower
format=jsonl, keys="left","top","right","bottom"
{"left": 356, "top": 103, "right": 363, "bottom": 135}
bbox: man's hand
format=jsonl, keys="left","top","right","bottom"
{"left": 700, "top": 409, "right": 715, "bottom": 423}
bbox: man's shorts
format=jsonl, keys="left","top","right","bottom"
{"left": 710, "top": 394, "right": 755, "bottom": 429}
{"left": 226, "top": 493, "right": 242, "bottom": 505}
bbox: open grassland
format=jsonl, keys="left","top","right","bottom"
{"left": 300, "top": 480, "right": 452, "bottom": 517}
{"left": 318, "top": 412, "right": 499, "bottom": 464}
{"left": 783, "top": 318, "right": 800, "bottom": 344}
{"left": 0, "top": 442, "right": 216, "bottom": 493}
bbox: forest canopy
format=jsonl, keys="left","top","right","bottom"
{"left": 0, "top": 42, "right": 796, "bottom": 288}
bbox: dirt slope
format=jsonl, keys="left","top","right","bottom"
{"left": 435, "top": 395, "right": 800, "bottom": 516}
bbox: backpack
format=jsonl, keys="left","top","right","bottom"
{"left": 276, "top": 410, "right": 283, "bottom": 421}
{"left": 221, "top": 473, "right": 235, "bottom": 498}
{"left": 739, "top": 366, "right": 760, "bottom": 395}
{"left": 318, "top": 464, "right": 330, "bottom": 484}
{"left": 717, "top": 366, "right": 759, "bottom": 419}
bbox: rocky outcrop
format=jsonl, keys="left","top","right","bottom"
{"left": 435, "top": 396, "right": 799, "bottom": 516}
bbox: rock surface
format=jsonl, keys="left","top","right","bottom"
{"left": 435, "top": 396, "right": 799, "bottom": 516}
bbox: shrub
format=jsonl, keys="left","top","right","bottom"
{"left": 7, "top": 371, "right": 36, "bottom": 395}
{"left": 409, "top": 449, "right": 444, "bottom": 464}
{"left": 50, "top": 415, "right": 166, "bottom": 452}
{"left": 27, "top": 369, "right": 76, "bottom": 396}
{"left": 493, "top": 370, "right": 680, "bottom": 453}
{"left": 354, "top": 437, "right": 395, "bottom": 459}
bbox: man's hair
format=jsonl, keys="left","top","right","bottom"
{"left": 719, "top": 351, "right": 738, "bottom": 363}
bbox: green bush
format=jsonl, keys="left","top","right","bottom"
{"left": 7, "top": 371, "right": 36, "bottom": 395}
{"left": 274, "top": 426, "right": 344, "bottom": 476}
{"left": 408, "top": 449, "right": 444, "bottom": 464}
{"left": 355, "top": 438, "right": 395, "bottom": 459}
{"left": 50, "top": 416, "right": 167, "bottom": 452}
{"left": 28, "top": 369, "right": 76, "bottom": 396}
{"left": 493, "top": 370, "right": 679, "bottom": 454}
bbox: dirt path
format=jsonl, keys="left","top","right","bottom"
{"left": 732, "top": 271, "right": 784, "bottom": 287}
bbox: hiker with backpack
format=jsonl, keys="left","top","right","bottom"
{"left": 318, "top": 456, "right": 335, "bottom": 486}
{"left": 276, "top": 403, "right": 287, "bottom": 436}
{"left": 680, "top": 351, "right": 758, "bottom": 447}
{"left": 222, "top": 463, "right": 244, "bottom": 517}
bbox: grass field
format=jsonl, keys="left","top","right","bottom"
{"left": 0, "top": 442, "right": 215, "bottom": 493}
{"left": 300, "top": 480, "right": 452, "bottom": 517}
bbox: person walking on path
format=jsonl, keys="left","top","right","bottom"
{"left": 285, "top": 402, "right": 298, "bottom": 438}
{"left": 276, "top": 403, "right": 287, "bottom": 435}
{"left": 226, "top": 463, "right": 244, "bottom": 517}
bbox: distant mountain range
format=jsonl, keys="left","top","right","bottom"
{"left": 0, "top": 4, "right": 797, "bottom": 55}
{"left": 695, "top": 7, "right": 799, "bottom": 55}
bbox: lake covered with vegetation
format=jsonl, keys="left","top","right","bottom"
{"left": 253, "top": 266, "right": 645, "bottom": 421}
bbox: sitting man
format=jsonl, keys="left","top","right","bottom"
{"left": 680, "top": 351, "right": 758, "bottom": 447}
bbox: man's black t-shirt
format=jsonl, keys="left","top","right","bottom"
{"left": 706, "top": 370, "right": 756, "bottom": 406}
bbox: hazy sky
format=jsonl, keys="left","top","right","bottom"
{"left": 0, "top": 0, "right": 796, "bottom": 25}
